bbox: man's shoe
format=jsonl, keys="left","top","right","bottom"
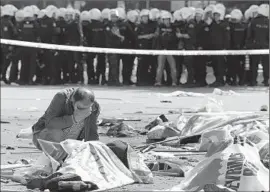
{"left": 154, "top": 82, "right": 162, "bottom": 87}
{"left": 209, "top": 81, "right": 224, "bottom": 87}
{"left": 248, "top": 81, "right": 257, "bottom": 87}
{"left": 182, "top": 82, "right": 197, "bottom": 88}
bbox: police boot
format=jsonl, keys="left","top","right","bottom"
{"left": 248, "top": 81, "right": 257, "bottom": 87}
{"left": 101, "top": 75, "right": 107, "bottom": 85}
{"left": 182, "top": 77, "right": 196, "bottom": 88}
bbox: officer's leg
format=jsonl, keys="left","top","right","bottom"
{"left": 175, "top": 56, "right": 183, "bottom": 85}
{"left": 166, "top": 55, "right": 177, "bottom": 86}
{"left": 96, "top": 53, "right": 106, "bottom": 85}
{"left": 228, "top": 55, "right": 239, "bottom": 85}
{"left": 9, "top": 49, "right": 19, "bottom": 83}
{"left": 49, "top": 51, "right": 58, "bottom": 85}
{"left": 121, "top": 54, "right": 129, "bottom": 85}
{"left": 122, "top": 54, "right": 134, "bottom": 85}
{"left": 58, "top": 51, "right": 65, "bottom": 84}
{"left": 236, "top": 56, "right": 244, "bottom": 85}
{"left": 28, "top": 49, "right": 37, "bottom": 85}
{"left": 226, "top": 56, "right": 233, "bottom": 85}
{"left": 67, "top": 51, "right": 75, "bottom": 83}
{"left": 108, "top": 54, "right": 119, "bottom": 85}
{"left": 250, "top": 55, "right": 260, "bottom": 86}
{"left": 18, "top": 50, "right": 28, "bottom": 84}
{"left": 148, "top": 56, "right": 157, "bottom": 85}
{"left": 194, "top": 56, "right": 207, "bottom": 86}
{"left": 61, "top": 51, "right": 68, "bottom": 83}
{"left": 164, "top": 61, "right": 172, "bottom": 86}
{"left": 136, "top": 55, "right": 146, "bottom": 86}
{"left": 76, "top": 52, "right": 83, "bottom": 83}
{"left": 155, "top": 55, "right": 166, "bottom": 85}
{"left": 183, "top": 56, "right": 195, "bottom": 86}
{"left": 43, "top": 50, "right": 52, "bottom": 84}
{"left": 262, "top": 55, "right": 269, "bottom": 86}
{"left": 210, "top": 55, "right": 225, "bottom": 86}
{"left": 87, "top": 53, "right": 96, "bottom": 84}
{"left": 217, "top": 56, "right": 226, "bottom": 84}
{"left": 1, "top": 48, "right": 11, "bottom": 83}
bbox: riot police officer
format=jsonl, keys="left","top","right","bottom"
{"left": 246, "top": 4, "right": 269, "bottom": 86}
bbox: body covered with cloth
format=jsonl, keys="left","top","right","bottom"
{"left": 31, "top": 87, "right": 100, "bottom": 150}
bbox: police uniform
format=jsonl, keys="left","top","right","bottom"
{"left": 246, "top": 14, "right": 269, "bottom": 86}
{"left": 228, "top": 21, "right": 247, "bottom": 85}
{"left": 173, "top": 20, "right": 185, "bottom": 84}
{"left": 37, "top": 16, "right": 57, "bottom": 84}
{"left": 180, "top": 20, "right": 197, "bottom": 87}
{"left": 155, "top": 22, "right": 177, "bottom": 86}
{"left": 88, "top": 20, "right": 106, "bottom": 84}
{"left": 0, "top": 16, "right": 16, "bottom": 83}
{"left": 194, "top": 20, "right": 209, "bottom": 87}
{"left": 209, "top": 20, "right": 231, "bottom": 86}
{"left": 104, "top": 21, "right": 124, "bottom": 86}
{"left": 9, "top": 21, "right": 21, "bottom": 84}
{"left": 17, "top": 19, "right": 39, "bottom": 85}
{"left": 121, "top": 20, "right": 137, "bottom": 85}
{"left": 63, "top": 20, "right": 81, "bottom": 83}
{"left": 53, "top": 18, "right": 66, "bottom": 84}
{"left": 135, "top": 21, "right": 157, "bottom": 86}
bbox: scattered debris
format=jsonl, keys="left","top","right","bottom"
{"left": 144, "top": 114, "right": 169, "bottom": 132}
{"left": 6, "top": 146, "right": 15, "bottom": 150}
{"left": 260, "top": 105, "right": 268, "bottom": 111}
{"left": 160, "top": 100, "right": 172, "bottom": 103}
{"left": 16, "top": 107, "right": 39, "bottom": 112}
{"left": 212, "top": 88, "right": 240, "bottom": 96}
{"left": 98, "top": 118, "right": 142, "bottom": 125}
{"left": 1, "top": 121, "right": 10, "bottom": 124}
{"left": 158, "top": 91, "right": 206, "bottom": 97}
{"left": 147, "top": 125, "right": 181, "bottom": 140}
{"left": 16, "top": 127, "right": 33, "bottom": 139}
{"left": 1, "top": 178, "right": 9, "bottom": 183}
{"left": 106, "top": 122, "right": 139, "bottom": 137}
{"left": 1, "top": 164, "right": 32, "bottom": 171}
{"left": 168, "top": 110, "right": 181, "bottom": 114}
{"left": 10, "top": 151, "right": 41, "bottom": 154}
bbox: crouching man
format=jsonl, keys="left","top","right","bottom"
{"left": 32, "top": 87, "right": 100, "bottom": 150}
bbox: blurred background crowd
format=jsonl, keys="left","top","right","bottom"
{"left": 0, "top": 1, "right": 269, "bottom": 87}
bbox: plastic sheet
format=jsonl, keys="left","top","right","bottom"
{"left": 169, "top": 137, "right": 269, "bottom": 192}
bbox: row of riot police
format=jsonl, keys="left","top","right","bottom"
{"left": 0, "top": 3, "right": 269, "bottom": 87}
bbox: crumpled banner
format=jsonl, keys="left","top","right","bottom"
{"left": 55, "top": 140, "right": 135, "bottom": 191}
{"left": 212, "top": 88, "right": 240, "bottom": 96}
{"left": 157, "top": 91, "right": 206, "bottom": 97}
{"left": 180, "top": 113, "right": 268, "bottom": 138}
{"left": 169, "top": 137, "right": 269, "bottom": 191}
{"left": 38, "top": 139, "right": 153, "bottom": 191}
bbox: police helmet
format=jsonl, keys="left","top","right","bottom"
{"left": 116, "top": 7, "right": 126, "bottom": 20}
{"left": 140, "top": 9, "right": 150, "bottom": 17}
{"left": 101, "top": 8, "right": 110, "bottom": 20}
{"left": 81, "top": 10, "right": 90, "bottom": 21}
{"left": 109, "top": 9, "right": 119, "bottom": 20}
{"left": 258, "top": 4, "right": 269, "bottom": 17}
{"left": 37, "top": 9, "right": 46, "bottom": 19}
{"left": 1, "top": 6, "right": 14, "bottom": 16}
{"left": 89, "top": 8, "right": 101, "bottom": 21}
{"left": 31, "top": 5, "right": 39, "bottom": 15}
{"left": 230, "top": 9, "right": 243, "bottom": 21}
{"left": 127, "top": 10, "right": 138, "bottom": 23}
{"left": 150, "top": 8, "right": 160, "bottom": 20}
{"left": 161, "top": 10, "right": 172, "bottom": 20}
{"left": 181, "top": 7, "right": 193, "bottom": 20}
{"left": 15, "top": 9, "right": 24, "bottom": 21}
{"left": 249, "top": 5, "right": 259, "bottom": 18}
